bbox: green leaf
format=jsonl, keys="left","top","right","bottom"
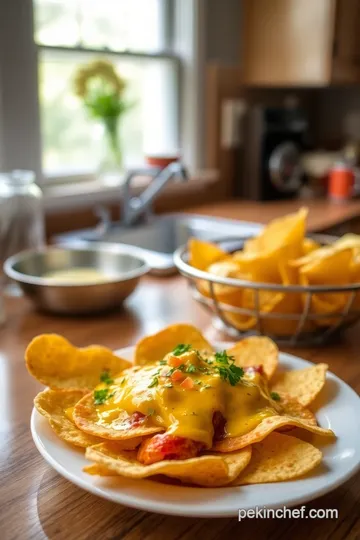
{"left": 270, "top": 392, "right": 281, "bottom": 402}
{"left": 100, "top": 371, "right": 114, "bottom": 385}
{"left": 172, "top": 344, "right": 192, "bottom": 356}
{"left": 148, "top": 376, "right": 159, "bottom": 388}
{"left": 94, "top": 388, "right": 110, "bottom": 405}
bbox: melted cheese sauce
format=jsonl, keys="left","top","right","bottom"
{"left": 43, "top": 268, "right": 110, "bottom": 284}
{"left": 92, "top": 350, "right": 278, "bottom": 448}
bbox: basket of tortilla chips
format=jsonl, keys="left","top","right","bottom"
{"left": 27, "top": 324, "right": 335, "bottom": 487}
{"left": 174, "top": 208, "right": 360, "bottom": 345}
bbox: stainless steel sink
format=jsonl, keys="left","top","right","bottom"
{"left": 55, "top": 213, "right": 262, "bottom": 274}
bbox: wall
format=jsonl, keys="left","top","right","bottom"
{"left": 315, "top": 88, "right": 360, "bottom": 146}
{"left": 205, "top": 0, "right": 241, "bottom": 64}
{"left": 0, "top": 0, "right": 42, "bottom": 176}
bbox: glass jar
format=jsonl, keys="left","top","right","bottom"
{"left": 0, "top": 170, "right": 45, "bottom": 292}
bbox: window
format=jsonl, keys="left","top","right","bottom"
{"left": 34, "top": 0, "right": 180, "bottom": 179}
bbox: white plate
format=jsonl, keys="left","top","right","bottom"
{"left": 31, "top": 347, "right": 360, "bottom": 518}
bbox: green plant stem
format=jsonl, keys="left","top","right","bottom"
{"left": 103, "top": 115, "right": 122, "bottom": 167}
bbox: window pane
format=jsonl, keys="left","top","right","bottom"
{"left": 34, "top": 0, "right": 167, "bottom": 52}
{"left": 38, "top": 50, "right": 179, "bottom": 177}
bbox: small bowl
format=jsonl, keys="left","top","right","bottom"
{"left": 4, "top": 245, "right": 149, "bottom": 315}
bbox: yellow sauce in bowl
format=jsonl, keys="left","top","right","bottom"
{"left": 43, "top": 268, "right": 110, "bottom": 284}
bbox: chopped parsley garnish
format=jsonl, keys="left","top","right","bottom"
{"left": 159, "top": 359, "right": 167, "bottom": 365}
{"left": 100, "top": 371, "right": 114, "bottom": 385}
{"left": 203, "top": 384, "right": 212, "bottom": 389}
{"left": 147, "top": 408, "right": 156, "bottom": 416}
{"left": 148, "top": 376, "right": 159, "bottom": 388}
{"left": 186, "top": 364, "right": 197, "bottom": 374}
{"left": 94, "top": 388, "right": 111, "bottom": 405}
{"left": 173, "top": 344, "right": 192, "bottom": 356}
{"left": 214, "top": 351, "right": 244, "bottom": 386}
{"left": 270, "top": 392, "right": 281, "bottom": 402}
{"left": 120, "top": 377, "right": 126, "bottom": 385}
{"left": 194, "top": 379, "right": 202, "bottom": 386}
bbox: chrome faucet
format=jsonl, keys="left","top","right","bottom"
{"left": 122, "top": 162, "right": 188, "bottom": 226}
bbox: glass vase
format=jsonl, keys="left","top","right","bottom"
{"left": 98, "top": 116, "right": 124, "bottom": 186}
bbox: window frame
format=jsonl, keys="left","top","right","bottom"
{"left": 0, "top": 0, "right": 206, "bottom": 208}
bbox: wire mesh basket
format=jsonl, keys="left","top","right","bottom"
{"left": 173, "top": 234, "right": 360, "bottom": 346}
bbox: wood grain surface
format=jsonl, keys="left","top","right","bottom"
{"left": 1, "top": 272, "right": 360, "bottom": 540}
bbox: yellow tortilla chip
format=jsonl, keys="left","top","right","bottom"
{"left": 227, "top": 336, "right": 278, "bottom": 380}
{"left": 34, "top": 388, "right": 104, "bottom": 448}
{"left": 233, "top": 208, "right": 307, "bottom": 283}
{"left": 302, "top": 237, "right": 321, "bottom": 255}
{"left": 134, "top": 324, "right": 213, "bottom": 366}
{"left": 233, "top": 432, "right": 322, "bottom": 485}
{"left": 278, "top": 394, "right": 317, "bottom": 426}
{"left": 270, "top": 364, "right": 328, "bottom": 407}
{"left": 189, "top": 238, "right": 228, "bottom": 271}
{"left": 299, "top": 250, "right": 353, "bottom": 327}
{"left": 73, "top": 391, "right": 163, "bottom": 441}
{"left": 83, "top": 464, "right": 118, "bottom": 476}
{"left": 214, "top": 415, "right": 334, "bottom": 453}
{"left": 85, "top": 442, "right": 252, "bottom": 487}
{"left": 197, "top": 260, "right": 248, "bottom": 306}
{"left": 26, "top": 334, "right": 131, "bottom": 389}
{"left": 246, "top": 208, "right": 308, "bottom": 255}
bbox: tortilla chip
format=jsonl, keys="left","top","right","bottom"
{"left": 227, "top": 336, "right": 278, "bottom": 380}
{"left": 83, "top": 464, "right": 118, "bottom": 476}
{"left": 233, "top": 208, "right": 307, "bottom": 283}
{"left": 214, "top": 415, "right": 334, "bottom": 453}
{"left": 73, "top": 392, "right": 163, "bottom": 441}
{"left": 85, "top": 442, "right": 252, "bottom": 487}
{"left": 233, "top": 432, "right": 322, "bottom": 485}
{"left": 197, "top": 260, "right": 247, "bottom": 306}
{"left": 25, "top": 334, "right": 131, "bottom": 389}
{"left": 34, "top": 388, "right": 104, "bottom": 448}
{"left": 270, "top": 364, "right": 328, "bottom": 407}
{"left": 189, "top": 238, "right": 228, "bottom": 271}
{"left": 278, "top": 394, "right": 317, "bottom": 426}
{"left": 134, "top": 324, "right": 213, "bottom": 366}
{"left": 302, "top": 238, "right": 321, "bottom": 255}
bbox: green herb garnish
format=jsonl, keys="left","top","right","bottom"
{"left": 120, "top": 377, "right": 126, "bottom": 385}
{"left": 173, "top": 344, "right": 192, "bottom": 356}
{"left": 203, "top": 384, "right": 212, "bottom": 389}
{"left": 186, "top": 364, "right": 197, "bottom": 373}
{"left": 147, "top": 408, "right": 156, "bottom": 416}
{"left": 164, "top": 383, "right": 173, "bottom": 388}
{"left": 159, "top": 359, "right": 167, "bottom": 365}
{"left": 194, "top": 379, "right": 202, "bottom": 386}
{"left": 214, "top": 351, "right": 244, "bottom": 386}
{"left": 100, "top": 371, "right": 114, "bottom": 385}
{"left": 148, "top": 376, "right": 159, "bottom": 388}
{"left": 270, "top": 392, "right": 281, "bottom": 402}
{"left": 94, "top": 388, "right": 111, "bottom": 405}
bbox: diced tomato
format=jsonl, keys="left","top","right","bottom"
{"left": 170, "top": 370, "right": 185, "bottom": 383}
{"left": 167, "top": 355, "right": 185, "bottom": 368}
{"left": 129, "top": 411, "right": 146, "bottom": 427}
{"left": 212, "top": 411, "right": 226, "bottom": 441}
{"left": 180, "top": 376, "right": 194, "bottom": 390}
{"left": 137, "top": 433, "right": 203, "bottom": 465}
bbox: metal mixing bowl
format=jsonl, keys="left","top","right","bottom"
{"left": 4, "top": 245, "right": 149, "bottom": 314}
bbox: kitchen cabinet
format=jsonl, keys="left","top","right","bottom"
{"left": 242, "top": 0, "right": 360, "bottom": 86}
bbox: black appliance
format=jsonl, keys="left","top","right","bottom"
{"left": 239, "top": 105, "right": 309, "bottom": 201}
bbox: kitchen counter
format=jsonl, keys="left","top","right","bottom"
{"left": 2, "top": 269, "right": 360, "bottom": 540}
{"left": 189, "top": 198, "right": 360, "bottom": 233}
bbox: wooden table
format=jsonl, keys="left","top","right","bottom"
{"left": 190, "top": 199, "right": 360, "bottom": 233}
{"left": 1, "top": 275, "right": 360, "bottom": 540}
